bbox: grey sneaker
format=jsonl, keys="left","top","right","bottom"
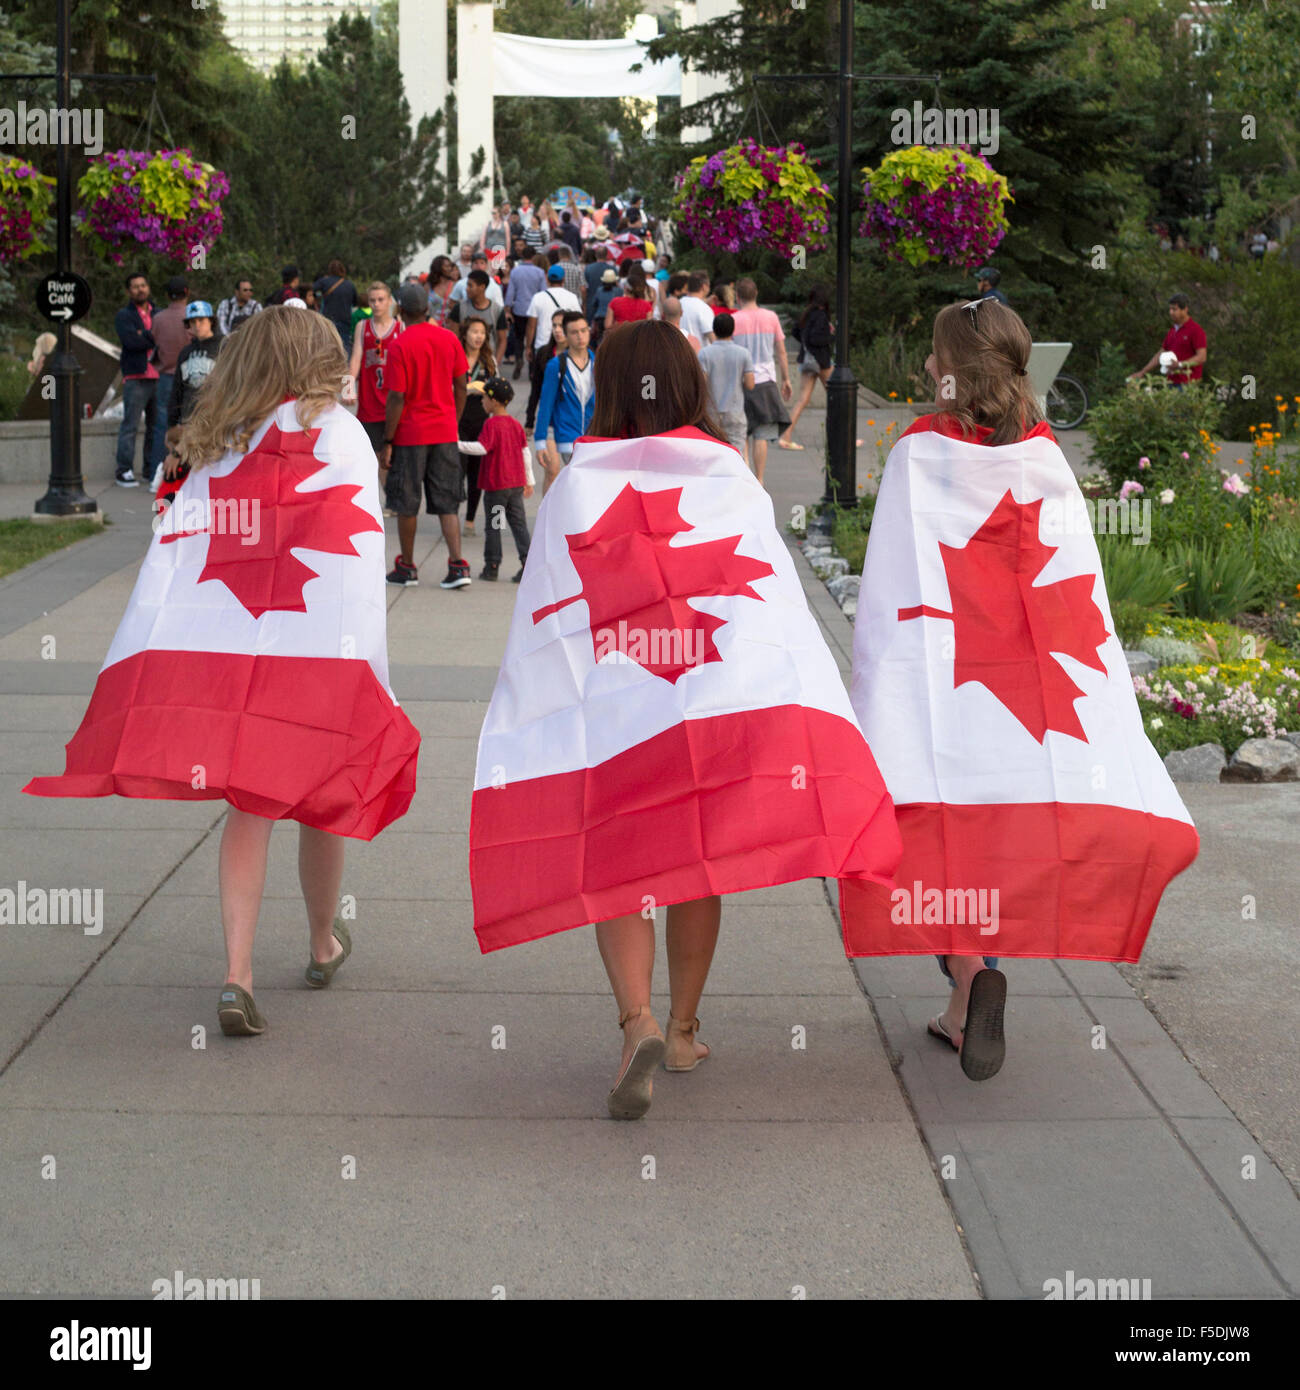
{"left": 217, "top": 983, "right": 266, "bottom": 1036}
{"left": 305, "top": 921, "right": 352, "bottom": 988}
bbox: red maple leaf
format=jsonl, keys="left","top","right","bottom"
{"left": 531, "top": 482, "right": 775, "bottom": 683}
{"left": 160, "top": 423, "right": 380, "bottom": 619}
{"left": 898, "top": 490, "right": 1110, "bottom": 742}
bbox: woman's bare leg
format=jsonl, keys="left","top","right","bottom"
{"left": 299, "top": 823, "right": 345, "bottom": 964}
{"left": 595, "top": 912, "right": 662, "bottom": 1074}
{"left": 939, "top": 954, "right": 988, "bottom": 1045}
{"left": 779, "top": 372, "right": 818, "bottom": 443}
{"left": 219, "top": 808, "right": 275, "bottom": 992}
{"left": 665, "top": 895, "right": 721, "bottom": 1065}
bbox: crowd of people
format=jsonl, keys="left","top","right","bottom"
{"left": 112, "top": 190, "right": 848, "bottom": 580}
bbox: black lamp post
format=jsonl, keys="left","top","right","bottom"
{"left": 757, "top": 0, "right": 937, "bottom": 509}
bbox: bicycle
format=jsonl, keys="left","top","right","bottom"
{"left": 1045, "top": 373, "right": 1088, "bottom": 430}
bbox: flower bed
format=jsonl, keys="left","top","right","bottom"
{"left": 672, "top": 141, "right": 830, "bottom": 257}
{"left": 1134, "top": 657, "right": 1300, "bottom": 756}
{"left": 858, "top": 145, "right": 1011, "bottom": 269}
{"left": 77, "top": 149, "right": 228, "bottom": 264}
{"left": 0, "top": 155, "right": 55, "bottom": 264}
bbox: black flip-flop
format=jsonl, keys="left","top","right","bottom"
{"left": 960, "top": 969, "right": 1007, "bottom": 1081}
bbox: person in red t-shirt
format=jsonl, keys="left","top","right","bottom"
{"left": 605, "top": 264, "right": 655, "bottom": 332}
{"left": 460, "top": 376, "right": 534, "bottom": 582}
{"left": 377, "top": 281, "right": 470, "bottom": 589}
{"left": 348, "top": 280, "right": 404, "bottom": 470}
{"left": 1129, "top": 292, "right": 1207, "bottom": 387}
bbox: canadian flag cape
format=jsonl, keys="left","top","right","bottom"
{"left": 25, "top": 401, "right": 419, "bottom": 839}
{"left": 839, "top": 416, "right": 1198, "bottom": 962}
{"left": 470, "top": 426, "right": 901, "bottom": 952}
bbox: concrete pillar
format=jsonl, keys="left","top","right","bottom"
{"left": 399, "top": 0, "right": 448, "bottom": 274}
{"left": 457, "top": 4, "right": 497, "bottom": 252}
{"left": 680, "top": 0, "right": 739, "bottom": 146}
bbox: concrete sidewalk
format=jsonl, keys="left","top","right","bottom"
{"left": 0, "top": 401, "right": 1296, "bottom": 1300}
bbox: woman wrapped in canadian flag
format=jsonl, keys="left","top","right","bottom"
{"left": 26, "top": 307, "right": 420, "bottom": 1037}
{"left": 841, "top": 299, "right": 1198, "bottom": 1081}
{"left": 469, "top": 320, "right": 901, "bottom": 1119}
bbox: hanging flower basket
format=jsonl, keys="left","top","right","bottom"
{"left": 859, "top": 145, "right": 1012, "bottom": 270}
{"left": 0, "top": 155, "right": 56, "bottom": 265}
{"left": 76, "top": 149, "right": 229, "bottom": 264}
{"left": 672, "top": 140, "right": 831, "bottom": 258}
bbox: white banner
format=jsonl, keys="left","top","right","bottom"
{"left": 490, "top": 32, "right": 681, "bottom": 98}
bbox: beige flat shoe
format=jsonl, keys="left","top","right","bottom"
{"left": 607, "top": 1005, "right": 665, "bottom": 1120}
{"left": 664, "top": 1014, "right": 711, "bottom": 1072}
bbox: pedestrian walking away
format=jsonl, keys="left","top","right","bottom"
{"left": 779, "top": 284, "right": 834, "bottom": 451}
{"left": 842, "top": 296, "right": 1199, "bottom": 1082}
{"left": 457, "top": 375, "right": 533, "bottom": 581}
{"left": 731, "top": 278, "right": 792, "bottom": 487}
{"left": 377, "top": 281, "right": 472, "bottom": 591}
{"left": 313, "top": 259, "right": 358, "bottom": 348}
{"left": 25, "top": 306, "right": 421, "bottom": 1038}
{"left": 468, "top": 319, "right": 899, "bottom": 1120}
{"left": 113, "top": 270, "right": 159, "bottom": 487}
{"left": 697, "top": 312, "right": 755, "bottom": 458}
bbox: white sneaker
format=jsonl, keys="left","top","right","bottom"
{"left": 115, "top": 470, "right": 138, "bottom": 488}
{"left": 149, "top": 472, "right": 162, "bottom": 493}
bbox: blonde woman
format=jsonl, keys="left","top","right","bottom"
{"left": 26, "top": 307, "right": 420, "bottom": 1037}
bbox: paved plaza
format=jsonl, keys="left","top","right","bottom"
{"left": 1, "top": 399, "right": 1296, "bottom": 1299}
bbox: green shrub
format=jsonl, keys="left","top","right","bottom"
{"left": 1096, "top": 534, "right": 1185, "bottom": 609}
{"left": 1256, "top": 523, "right": 1300, "bottom": 607}
{"left": 1143, "top": 615, "right": 1287, "bottom": 664}
{"left": 1111, "top": 599, "right": 1153, "bottom": 649}
{"left": 1086, "top": 380, "right": 1223, "bottom": 492}
{"left": 1138, "top": 634, "right": 1202, "bottom": 666}
{"left": 833, "top": 496, "right": 875, "bottom": 575}
{"left": 0, "top": 353, "right": 30, "bottom": 422}
{"left": 1084, "top": 341, "right": 1133, "bottom": 407}
{"left": 1169, "top": 540, "right": 1267, "bottom": 620}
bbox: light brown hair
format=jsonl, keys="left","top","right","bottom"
{"left": 589, "top": 320, "right": 726, "bottom": 443}
{"left": 930, "top": 298, "right": 1042, "bottom": 446}
{"left": 178, "top": 306, "right": 346, "bottom": 468}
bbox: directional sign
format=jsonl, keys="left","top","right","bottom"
{"left": 37, "top": 272, "right": 93, "bottom": 325}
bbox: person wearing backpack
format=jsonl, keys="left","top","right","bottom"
{"left": 778, "top": 284, "right": 834, "bottom": 451}
{"left": 523, "top": 264, "right": 580, "bottom": 429}
{"left": 532, "top": 310, "right": 594, "bottom": 490}
{"left": 313, "top": 258, "right": 358, "bottom": 347}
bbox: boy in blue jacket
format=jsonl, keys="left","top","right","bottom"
{"left": 532, "top": 311, "right": 594, "bottom": 491}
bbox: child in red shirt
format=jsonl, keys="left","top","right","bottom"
{"left": 462, "top": 376, "right": 533, "bottom": 581}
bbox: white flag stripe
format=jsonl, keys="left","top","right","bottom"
{"left": 852, "top": 429, "right": 1192, "bottom": 823}
{"left": 474, "top": 432, "right": 862, "bottom": 789}
{"left": 103, "top": 403, "right": 396, "bottom": 697}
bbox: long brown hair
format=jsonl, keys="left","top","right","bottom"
{"left": 589, "top": 319, "right": 727, "bottom": 443}
{"left": 179, "top": 306, "right": 346, "bottom": 468}
{"left": 622, "top": 263, "right": 650, "bottom": 300}
{"left": 930, "top": 298, "right": 1042, "bottom": 445}
{"left": 458, "top": 316, "right": 497, "bottom": 377}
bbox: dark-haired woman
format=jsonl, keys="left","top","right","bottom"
{"left": 778, "top": 285, "right": 833, "bottom": 450}
{"left": 470, "top": 320, "right": 900, "bottom": 1118}
{"left": 457, "top": 317, "right": 497, "bottom": 535}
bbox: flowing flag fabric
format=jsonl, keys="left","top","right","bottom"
{"left": 840, "top": 416, "right": 1198, "bottom": 963}
{"left": 470, "top": 426, "right": 901, "bottom": 952}
{"left": 25, "top": 401, "right": 419, "bottom": 839}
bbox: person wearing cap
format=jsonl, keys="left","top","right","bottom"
{"left": 165, "top": 300, "right": 223, "bottom": 432}
{"left": 148, "top": 274, "right": 191, "bottom": 484}
{"left": 379, "top": 281, "right": 472, "bottom": 591}
{"left": 524, "top": 264, "right": 581, "bottom": 424}
{"left": 457, "top": 376, "right": 534, "bottom": 582}
{"left": 974, "top": 267, "right": 1008, "bottom": 305}
{"left": 588, "top": 264, "right": 621, "bottom": 347}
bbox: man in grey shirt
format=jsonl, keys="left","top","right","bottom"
{"left": 697, "top": 312, "right": 755, "bottom": 459}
